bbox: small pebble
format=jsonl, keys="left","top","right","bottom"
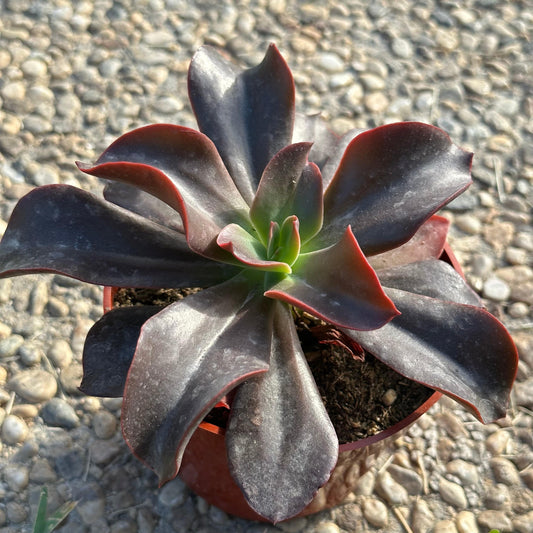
{"left": 382, "top": 388, "right": 397, "bottom": 406}
{"left": 1, "top": 414, "right": 29, "bottom": 444}
{"left": 490, "top": 457, "right": 521, "bottom": 485}
{"left": 376, "top": 471, "right": 408, "bottom": 505}
{"left": 3, "top": 464, "right": 30, "bottom": 491}
{"left": 362, "top": 498, "right": 388, "bottom": 528}
{"left": 483, "top": 276, "right": 511, "bottom": 301}
{"left": 47, "top": 339, "right": 74, "bottom": 369}
{"left": 158, "top": 477, "right": 187, "bottom": 507}
{"left": 41, "top": 398, "right": 80, "bottom": 429}
{"left": 92, "top": 410, "right": 117, "bottom": 439}
{"left": 434, "top": 520, "right": 458, "bottom": 533}
{"left": 456, "top": 510, "right": 479, "bottom": 533}
{"left": 477, "top": 510, "right": 513, "bottom": 532}
{"left": 0, "top": 335, "right": 25, "bottom": 358}
{"left": 8, "top": 368, "right": 57, "bottom": 402}
{"left": 438, "top": 477, "right": 467, "bottom": 508}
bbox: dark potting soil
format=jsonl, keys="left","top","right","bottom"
{"left": 113, "top": 287, "right": 434, "bottom": 445}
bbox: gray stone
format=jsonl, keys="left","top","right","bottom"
{"left": 158, "top": 477, "right": 188, "bottom": 507}
{"left": 0, "top": 335, "right": 24, "bottom": 358}
{"left": 391, "top": 38, "right": 414, "bottom": 58}
{"left": 18, "top": 343, "right": 43, "bottom": 366}
{"left": 41, "top": 398, "right": 80, "bottom": 428}
{"left": 30, "top": 458, "right": 58, "bottom": 483}
{"left": 89, "top": 438, "right": 122, "bottom": 465}
{"left": 6, "top": 502, "right": 27, "bottom": 524}
{"left": 3, "top": 464, "right": 29, "bottom": 491}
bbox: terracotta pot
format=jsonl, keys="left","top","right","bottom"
{"left": 102, "top": 244, "right": 463, "bottom": 522}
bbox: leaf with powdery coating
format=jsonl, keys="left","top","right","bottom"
{"left": 226, "top": 301, "right": 338, "bottom": 523}
{"left": 121, "top": 277, "right": 274, "bottom": 484}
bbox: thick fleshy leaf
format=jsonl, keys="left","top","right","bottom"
{"left": 80, "top": 306, "right": 161, "bottom": 397}
{"left": 378, "top": 259, "right": 482, "bottom": 306}
{"left": 121, "top": 277, "right": 274, "bottom": 484}
{"left": 250, "top": 143, "right": 323, "bottom": 244}
{"left": 217, "top": 223, "right": 291, "bottom": 273}
{"left": 265, "top": 227, "right": 399, "bottom": 330}
{"left": 319, "top": 127, "right": 365, "bottom": 188}
{"left": 104, "top": 182, "right": 184, "bottom": 233}
{"left": 292, "top": 113, "right": 340, "bottom": 171}
{"left": 344, "top": 288, "right": 518, "bottom": 423}
{"left": 188, "top": 44, "right": 295, "bottom": 203}
{"left": 226, "top": 301, "right": 338, "bottom": 523}
{"left": 316, "top": 122, "right": 473, "bottom": 254}
{"left": 77, "top": 124, "right": 250, "bottom": 262}
{"left": 369, "top": 215, "right": 450, "bottom": 271}
{"left": 0, "top": 185, "right": 238, "bottom": 288}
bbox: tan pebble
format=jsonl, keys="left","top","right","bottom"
{"left": 490, "top": 457, "right": 521, "bottom": 485}
{"left": 486, "top": 429, "right": 511, "bottom": 455}
{"left": 433, "top": 519, "right": 458, "bottom": 533}
{"left": 10, "top": 404, "right": 38, "bottom": 419}
{"left": 456, "top": 510, "right": 479, "bottom": 533}
{"left": 0, "top": 322, "right": 12, "bottom": 340}
{"left": 92, "top": 410, "right": 117, "bottom": 439}
{"left": 362, "top": 498, "right": 388, "bottom": 528}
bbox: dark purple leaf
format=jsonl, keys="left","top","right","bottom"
{"left": 226, "top": 301, "right": 338, "bottom": 523}
{"left": 265, "top": 227, "right": 399, "bottom": 330}
{"left": 319, "top": 127, "right": 365, "bottom": 188}
{"left": 104, "top": 182, "right": 184, "bottom": 233}
{"left": 317, "top": 122, "right": 473, "bottom": 254}
{"left": 217, "top": 223, "right": 291, "bottom": 273}
{"left": 121, "top": 278, "right": 273, "bottom": 484}
{"left": 378, "top": 259, "right": 482, "bottom": 306}
{"left": 369, "top": 215, "right": 450, "bottom": 271}
{"left": 344, "top": 287, "right": 518, "bottom": 423}
{"left": 80, "top": 306, "right": 161, "bottom": 397}
{"left": 250, "top": 143, "right": 323, "bottom": 244}
{"left": 292, "top": 113, "right": 340, "bottom": 171}
{"left": 77, "top": 124, "right": 250, "bottom": 262}
{"left": 188, "top": 44, "right": 295, "bottom": 203}
{"left": 0, "top": 185, "right": 239, "bottom": 288}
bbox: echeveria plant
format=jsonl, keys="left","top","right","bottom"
{"left": 0, "top": 45, "right": 517, "bottom": 522}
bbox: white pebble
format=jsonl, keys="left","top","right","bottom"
{"left": 482, "top": 276, "right": 511, "bottom": 302}
{"left": 1, "top": 414, "right": 28, "bottom": 445}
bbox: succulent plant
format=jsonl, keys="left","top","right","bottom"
{"left": 0, "top": 45, "right": 517, "bottom": 523}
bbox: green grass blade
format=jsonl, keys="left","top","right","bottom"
{"left": 32, "top": 487, "right": 49, "bottom": 533}
{"left": 44, "top": 500, "right": 78, "bottom": 531}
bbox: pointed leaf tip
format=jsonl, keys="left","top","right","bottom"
{"left": 266, "top": 226, "right": 399, "bottom": 330}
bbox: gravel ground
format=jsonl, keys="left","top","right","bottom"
{"left": 0, "top": 1, "right": 532, "bottom": 532}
